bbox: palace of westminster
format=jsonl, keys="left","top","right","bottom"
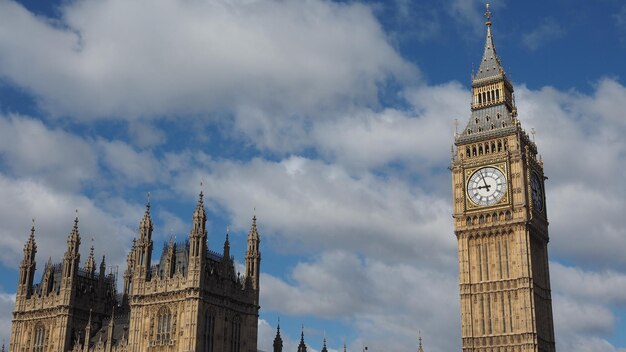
{"left": 8, "top": 5, "right": 556, "bottom": 352}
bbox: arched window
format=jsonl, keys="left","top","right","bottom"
{"left": 33, "top": 323, "right": 45, "bottom": 352}
{"left": 157, "top": 307, "right": 172, "bottom": 342}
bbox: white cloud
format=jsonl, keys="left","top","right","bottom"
{"left": 97, "top": 139, "right": 164, "bottom": 184}
{"left": 522, "top": 18, "right": 565, "bottom": 51}
{"left": 312, "top": 82, "right": 465, "bottom": 171}
{"left": 173, "top": 156, "right": 456, "bottom": 268}
{"left": 516, "top": 79, "right": 626, "bottom": 269}
{"left": 0, "top": 114, "right": 97, "bottom": 191}
{"left": 0, "top": 0, "right": 414, "bottom": 119}
{"left": 0, "top": 292, "right": 15, "bottom": 350}
{"left": 0, "top": 174, "right": 134, "bottom": 270}
{"left": 260, "top": 251, "right": 460, "bottom": 352}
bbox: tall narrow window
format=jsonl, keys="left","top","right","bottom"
{"left": 231, "top": 316, "right": 241, "bottom": 352}
{"left": 205, "top": 312, "right": 215, "bottom": 352}
{"left": 33, "top": 324, "right": 45, "bottom": 352}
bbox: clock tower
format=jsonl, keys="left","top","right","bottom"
{"left": 450, "top": 5, "right": 556, "bottom": 352}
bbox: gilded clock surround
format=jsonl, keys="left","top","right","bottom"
{"left": 464, "top": 163, "right": 510, "bottom": 211}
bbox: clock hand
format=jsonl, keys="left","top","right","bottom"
{"left": 479, "top": 170, "right": 489, "bottom": 188}
{"left": 478, "top": 184, "right": 492, "bottom": 191}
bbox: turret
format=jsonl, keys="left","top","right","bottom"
{"left": 62, "top": 215, "right": 81, "bottom": 281}
{"left": 17, "top": 221, "right": 37, "bottom": 298}
{"left": 85, "top": 242, "right": 96, "bottom": 278}
{"left": 273, "top": 322, "right": 283, "bottom": 352}
{"left": 123, "top": 239, "right": 136, "bottom": 299}
{"left": 245, "top": 215, "right": 261, "bottom": 291}
{"left": 134, "top": 195, "right": 153, "bottom": 281}
{"left": 188, "top": 191, "right": 207, "bottom": 283}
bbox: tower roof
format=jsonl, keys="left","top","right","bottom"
{"left": 473, "top": 4, "right": 506, "bottom": 84}
{"left": 456, "top": 3, "right": 518, "bottom": 145}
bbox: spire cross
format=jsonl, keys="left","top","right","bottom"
{"left": 531, "top": 128, "right": 536, "bottom": 143}
{"left": 485, "top": 3, "right": 492, "bottom": 26}
{"left": 454, "top": 118, "right": 459, "bottom": 136}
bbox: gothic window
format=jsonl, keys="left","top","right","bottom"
{"left": 205, "top": 311, "right": 215, "bottom": 352}
{"left": 231, "top": 316, "right": 241, "bottom": 352}
{"left": 156, "top": 307, "right": 172, "bottom": 342}
{"left": 33, "top": 323, "right": 45, "bottom": 352}
{"left": 496, "top": 89, "right": 500, "bottom": 100}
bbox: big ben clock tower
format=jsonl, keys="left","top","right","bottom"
{"left": 450, "top": 5, "right": 556, "bottom": 352}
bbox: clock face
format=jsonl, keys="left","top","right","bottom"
{"left": 467, "top": 166, "right": 507, "bottom": 206}
{"left": 530, "top": 172, "right": 544, "bottom": 211}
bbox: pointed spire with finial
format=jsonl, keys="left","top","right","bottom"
{"left": 245, "top": 212, "right": 261, "bottom": 290}
{"left": 321, "top": 332, "right": 328, "bottom": 352}
{"left": 64, "top": 210, "right": 81, "bottom": 262}
{"left": 139, "top": 192, "right": 153, "bottom": 238}
{"left": 85, "top": 238, "right": 96, "bottom": 276}
{"left": 223, "top": 226, "right": 231, "bottom": 258}
{"left": 22, "top": 218, "right": 37, "bottom": 262}
{"left": 297, "top": 325, "right": 307, "bottom": 352}
{"left": 191, "top": 186, "right": 207, "bottom": 237}
{"left": 344, "top": 338, "right": 347, "bottom": 352}
{"left": 273, "top": 318, "right": 283, "bottom": 352}
{"left": 417, "top": 331, "right": 424, "bottom": 352}
{"left": 473, "top": 3, "right": 505, "bottom": 82}
{"left": 457, "top": 2, "right": 517, "bottom": 143}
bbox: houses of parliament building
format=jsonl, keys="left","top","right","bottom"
{"left": 9, "top": 4, "right": 555, "bottom": 352}
{"left": 9, "top": 192, "right": 261, "bottom": 352}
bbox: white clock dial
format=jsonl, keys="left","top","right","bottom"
{"left": 530, "top": 172, "right": 544, "bottom": 211}
{"left": 467, "top": 166, "right": 507, "bottom": 206}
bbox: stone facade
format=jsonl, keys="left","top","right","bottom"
{"left": 10, "top": 192, "right": 261, "bottom": 352}
{"left": 450, "top": 5, "right": 556, "bottom": 352}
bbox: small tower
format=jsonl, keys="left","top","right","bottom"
{"left": 273, "top": 322, "right": 283, "bottom": 352}
{"left": 85, "top": 241, "right": 96, "bottom": 278}
{"left": 245, "top": 215, "right": 261, "bottom": 291}
{"left": 17, "top": 221, "right": 37, "bottom": 300}
{"left": 188, "top": 190, "right": 207, "bottom": 283}
{"left": 62, "top": 215, "right": 81, "bottom": 283}
{"left": 134, "top": 195, "right": 153, "bottom": 281}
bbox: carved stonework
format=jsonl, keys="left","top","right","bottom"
{"left": 10, "top": 193, "right": 261, "bottom": 352}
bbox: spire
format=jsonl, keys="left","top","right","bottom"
{"left": 22, "top": 218, "right": 37, "bottom": 262}
{"left": 297, "top": 325, "right": 307, "bottom": 352}
{"left": 473, "top": 3, "right": 505, "bottom": 82}
{"left": 85, "top": 239, "right": 96, "bottom": 276}
{"left": 190, "top": 189, "right": 207, "bottom": 240}
{"left": 344, "top": 339, "right": 347, "bottom": 352}
{"left": 65, "top": 212, "right": 81, "bottom": 261}
{"left": 321, "top": 335, "right": 328, "bottom": 352}
{"left": 273, "top": 319, "right": 283, "bottom": 352}
{"left": 139, "top": 193, "right": 153, "bottom": 239}
{"left": 456, "top": 3, "right": 517, "bottom": 144}
{"left": 223, "top": 226, "right": 230, "bottom": 258}
{"left": 245, "top": 213, "right": 261, "bottom": 290}
{"left": 417, "top": 333, "right": 424, "bottom": 352}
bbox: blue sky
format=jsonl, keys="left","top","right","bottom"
{"left": 0, "top": 0, "right": 625, "bottom": 351}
